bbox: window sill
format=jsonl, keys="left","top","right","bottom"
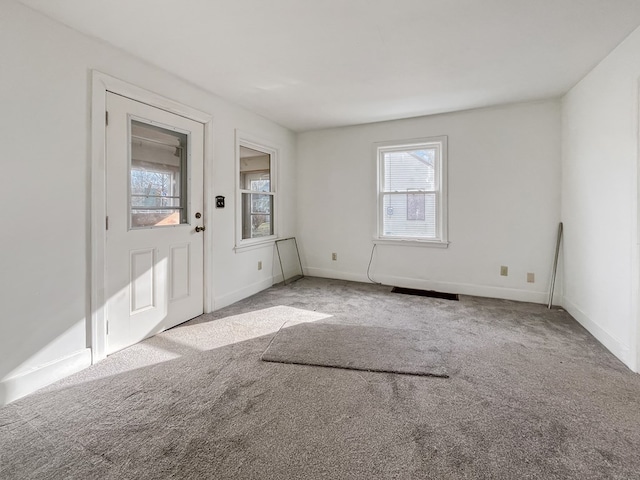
{"left": 373, "top": 237, "right": 450, "bottom": 249}
{"left": 234, "top": 237, "right": 277, "bottom": 253}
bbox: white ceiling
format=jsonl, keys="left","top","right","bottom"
{"left": 20, "top": 0, "right": 640, "bottom": 132}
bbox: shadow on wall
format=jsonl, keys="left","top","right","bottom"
{"left": 0, "top": 289, "right": 332, "bottom": 405}
{"left": 0, "top": 295, "right": 87, "bottom": 405}
{"left": 1, "top": 253, "right": 168, "bottom": 405}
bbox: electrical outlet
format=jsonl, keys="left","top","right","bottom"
{"left": 500, "top": 266, "right": 508, "bottom": 276}
{"left": 527, "top": 272, "right": 535, "bottom": 283}
{"left": 258, "top": 261, "right": 262, "bottom": 270}
{"left": 332, "top": 253, "right": 337, "bottom": 261}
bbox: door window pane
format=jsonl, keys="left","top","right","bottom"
{"left": 130, "top": 120, "right": 188, "bottom": 228}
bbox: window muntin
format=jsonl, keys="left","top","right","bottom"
{"left": 238, "top": 144, "right": 276, "bottom": 241}
{"left": 130, "top": 120, "right": 188, "bottom": 229}
{"left": 377, "top": 137, "right": 447, "bottom": 244}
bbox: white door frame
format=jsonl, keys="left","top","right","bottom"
{"left": 90, "top": 71, "right": 214, "bottom": 363}
{"left": 635, "top": 80, "right": 640, "bottom": 374}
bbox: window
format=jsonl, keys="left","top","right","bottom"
{"left": 236, "top": 133, "right": 277, "bottom": 246}
{"left": 130, "top": 120, "right": 188, "bottom": 228}
{"left": 377, "top": 136, "right": 448, "bottom": 245}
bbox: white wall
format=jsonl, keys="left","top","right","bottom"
{"left": 561, "top": 26, "right": 640, "bottom": 371}
{"left": 297, "top": 101, "right": 562, "bottom": 303}
{"left": 0, "top": 0, "right": 296, "bottom": 404}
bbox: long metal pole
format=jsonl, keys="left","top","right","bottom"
{"left": 548, "top": 222, "right": 563, "bottom": 309}
{"left": 275, "top": 237, "right": 304, "bottom": 285}
{"left": 275, "top": 240, "right": 286, "bottom": 285}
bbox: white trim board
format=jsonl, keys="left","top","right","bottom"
{"left": 213, "top": 277, "right": 276, "bottom": 311}
{"left": 0, "top": 349, "right": 91, "bottom": 406}
{"left": 561, "top": 297, "right": 634, "bottom": 370}
{"left": 304, "top": 267, "right": 550, "bottom": 304}
{"left": 303, "top": 267, "right": 370, "bottom": 284}
{"left": 633, "top": 243, "right": 640, "bottom": 373}
{"left": 90, "top": 71, "right": 214, "bottom": 363}
{"left": 634, "top": 83, "right": 640, "bottom": 374}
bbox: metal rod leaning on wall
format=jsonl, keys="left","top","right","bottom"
{"left": 275, "top": 237, "right": 304, "bottom": 285}
{"left": 548, "top": 222, "right": 563, "bottom": 309}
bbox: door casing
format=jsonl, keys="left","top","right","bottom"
{"left": 90, "top": 71, "right": 214, "bottom": 363}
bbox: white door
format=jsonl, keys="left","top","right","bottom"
{"left": 105, "top": 92, "right": 205, "bottom": 355}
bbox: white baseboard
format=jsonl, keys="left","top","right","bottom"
{"left": 0, "top": 348, "right": 92, "bottom": 406}
{"left": 303, "top": 267, "right": 370, "bottom": 284}
{"left": 213, "top": 276, "right": 275, "bottom": 311}
{"left": 304, "top": 267, "right": 548, "bottom": 304}
{"left": 561, "top": 297, "right": 633, "bottom": 370}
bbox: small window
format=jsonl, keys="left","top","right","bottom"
{"left": 377, "top": 136, "right": 448, "bottom": 245}
{"left": 237, "top": 135, "right": 277, "bottom": 246}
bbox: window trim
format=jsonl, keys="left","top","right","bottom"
{"left": 235, "top": 130, "right": 279, "bottom": 251}
{"left": 375, "top": 136, "right": 449, "bottom": 247}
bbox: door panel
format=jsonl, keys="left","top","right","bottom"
{"left": 130, "top": 248, "right": 155, "bottom": 314}
{"left": 170, "top": 243, "right": 191, "bottom": 301}
{"left": 105, "top": 93, "right": 205, "bottom": 355}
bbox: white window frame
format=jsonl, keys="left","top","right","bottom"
{"left": 235, "top": 130, "right": 278, "bottom": 250}
{"left": 375, "top": 136, "right": 449, "bottom": 248}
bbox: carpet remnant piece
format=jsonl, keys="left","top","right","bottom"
{"left": 261, "top": 322, "right": 448, "bottom": 378}
{"left": 391, "top": 286, "right": 459, "bottom": 301}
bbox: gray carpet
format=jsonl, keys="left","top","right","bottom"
{"left": 262, "top": 322, "right": 448, "bottom": 377}
{"left": 1, "top": 277, "right": 640, "bottom": 479}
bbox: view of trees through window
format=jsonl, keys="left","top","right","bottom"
{"left": 131, "top": 169, "right": 177, "bottom": 207}
{"left": 130, "top": 120, "right": 187, "bottom": 228}
{"left": 249, "top": 178, "right": 271, "bottom": 236}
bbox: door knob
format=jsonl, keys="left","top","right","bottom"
{"left": 195, "top": 225, "right": 206, "bottom": 233}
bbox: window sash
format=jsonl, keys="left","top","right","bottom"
{"left": 380, "top": 146, "right": 440, "bottom": 193}
{"left": 236, "top": 132, "right": 278, "bottom": 247}
{"left": 380, "top": 192, "right": 439, "bottom": 239}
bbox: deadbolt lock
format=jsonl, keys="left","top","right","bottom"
{"left": 195, "top": 212, "right": 202, "bottom": 219}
